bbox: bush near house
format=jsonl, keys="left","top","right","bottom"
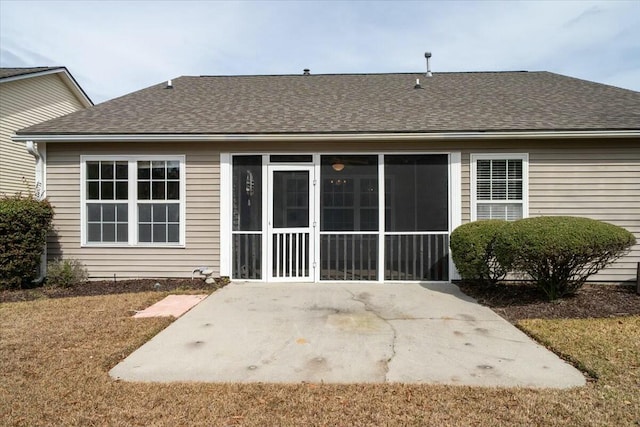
{"left": 46, "top": 258, "right": 88, "bottom": 288}
{"left": 450, "top": 220, "right": 512, "bottom": 284}
{"left": 0, "top": 194, "right": 54, "bottom": 290}
{"left": 493, "top": 216, "right": 636, "bottom": 300}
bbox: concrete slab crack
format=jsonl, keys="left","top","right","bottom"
{"left": 344, "top": 289, "right": 397, "bottom": 381}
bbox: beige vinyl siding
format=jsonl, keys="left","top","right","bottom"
{"left": 0, "top": 73, "right": 86, "bottom": 194}
{"left": 528, "top": 147, "right": 640, "bottom": 282}
{"left": 460, "top": 141, "right": 639, "bottom": 283}
{"left": 46, "top": 142, "right": 220, "bottom": 279}
{"left": 45, "top": 138, "right": 639, "bottom": 282}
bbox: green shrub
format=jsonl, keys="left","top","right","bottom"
{"left": 46, "top": 258, "right": 88, "bottom": 288}
{"left": 494, "top": 216, "right": 636, "bottom": 300}
{"left": 0, "top": 195, "right": 54, "bottom": 290}
{"left": 450, "top": 220, "right": 512, "bottom": 284}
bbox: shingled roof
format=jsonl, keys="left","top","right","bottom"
{"left": 0, "top": 67, "right": 63, "bottom": 80}
{"left": 16, "top": 71, "right": 640, "bottom": 136}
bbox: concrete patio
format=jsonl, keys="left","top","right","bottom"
{"left": 110, "top": 282, "right": 586, "bottom": 388}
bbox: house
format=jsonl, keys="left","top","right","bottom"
{"left": 13, "top": 70, "right": 640, "bottom": 283}
{"left": 0, "top": 67, "right": 93, "bottom": 195}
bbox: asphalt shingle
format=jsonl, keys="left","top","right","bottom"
{"left": 16, "top": 71, "right": 640, "bottom": 135}
{"left": 0, "top": 67, "right": 62, "bottom": 80}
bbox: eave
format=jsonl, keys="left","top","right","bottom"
{"left": 12, "top": 129, "right": 640, "bottom": 143}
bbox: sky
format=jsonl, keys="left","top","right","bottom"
{"left": 1, "top": 0, "right": 638, "bottom": 104}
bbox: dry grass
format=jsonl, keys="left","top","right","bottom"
{"left": 1, "top": 292, "right": 639, "bottom": 426}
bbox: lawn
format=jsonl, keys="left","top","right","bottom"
{"left": 1, "top": 291, "right": 639, "bottom": 426}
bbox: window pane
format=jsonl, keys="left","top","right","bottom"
{"left": 385, "top": 155, "right": 448, "bottom": 232}
{"left": 320, "top": 155, "right": 378, "bottom": 231}
{"left": 508, "top": 160, "right": 522, "bottom": 179}
{"left": 88, "top": 224, "right": 101, "bottom": 242}
{"left": 360, "top": 209, "right": 378, "bottom": 231}
{"left": 103, "top": 224, "right": 115, "bottom": 242}
{"left": 232, "top": 156, "right": 262, "bottom": 231}
{"left": 476, "top": 160, "right": 491, "bottom": 180}
{"left": 476, "top": 158, "right": 523, "bottom": 203}
{"left": 168, "top": 204, "right": 179, "bottom": 222}
{"left": 153, "top": 204, "right": 167, "bottom": 222}
{"left": 117, "top": 204, "right": 128, "bottom": 221}
{"left": 491, "top": 160, "right": 506, "bottom": 180}
{"left": 477, "top": 203, "right": 523, "bottom": 221}
{"left": 102, "top": 204, "right": 115, "bottom": 221}
{"left": 273, "top": 171, "right": 308, "bottom": 228}
{"left": 507, "top": 180, "right": 523, "bottom": 200}
{"left": 492, "top": 181, "right": 507, "bottom": 200}
{"left": 139, "top": 224, "right": 151, "bottom": 242}
{"left": 152, "top": 182, "right": 165, "bottom": 200}
{"left": 506, "top": 204, "right": 523, "bottom": 221}
{"left": 101, "top": 162, "right": 114, "bottom": 179}
{"left": 167, "top": 181, "right": 179, "bottom": 200}
{"left": 152, "top": 161, "right": 165, "bottom": 179}
{"left": 88, "top": 204, "right": 100, "bottom": 221}
{"left": 476, "top": 204, "right": 492, "bottom": 220}
{"left": 117, "top": 224, "right": 128, "bottom": 242}
{"left": 269, "top": 155, "right": 313, "bottom": 163}
{"left": 168, "top": 224, "right": 179, "bottom": 242}
{"left": 138, "top": 161, "right": 150, "bottom": 179}
{"left": 101, "top": 181, "right": 114, "bottom": 200}
{"left": 167, "top": 161, "right": 180, "bottom": 179}
{"left": 477, "top": 181, "right": 491, "bottom": 200}
{"left": 115, "top": 161, "right": 128, "bottom": 179}
{"left": 138, "top": 182, "right": 150, "bottom": 200}
{"left": 87, "top": 162, "right": 99, "bottom": 179}
{"left": 116, "top": 182, "right": 128, "bottom": 200}
{"left": 139, "top": 204, "right": 151, "bottom": 222}
{"left": 153, "top": 224, "right": 166, "bottom": 242}
{"left": 88, "top": 182, "right": 99, "bottom": 200}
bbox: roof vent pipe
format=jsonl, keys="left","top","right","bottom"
{"left": 303, "top": 68, "right": 310, "bottom": 75}
{"left": 425, "top": 52, "right": 432, "bottom": 77}
{"left": 166, "top": 79, "right": 173, "bottom": 89}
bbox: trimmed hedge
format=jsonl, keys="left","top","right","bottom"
{"left": 0, "top": 195, "right": 54, "bottom": 290}
{"left": 494, "top": 216, "right": 636, "bottom": 300}
{"left": 450, "top": 220, "right": 511, "bottom": 284}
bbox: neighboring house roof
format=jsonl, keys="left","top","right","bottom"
{"left": 0, "top": 67, "right": 58, "bottom": 79}
{"left": 15, "top": 71, "right": 640, "bottom": 137}
{"left": 1, "top": 66, "right": 93, "bottom": 107}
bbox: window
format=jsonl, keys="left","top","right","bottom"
{"left": 82, "top": 156, "right": 185, "bottom": 246}
{"left": 137, "top": 161, "right": 181, "bottom": 243}
{"left": 471, "top": 153, "right": 528, "bottom": 221}
{"left": 232, "top": 155, "right": 262, "bottom": 279}
{"left": 385, "top": 154, "right": 448, "bottom": 232}
{"left": 320, "top": 155, "right": 378, "bottom": 231}
{"left": 86, "top": 161, "right": 129, "bottom": 243}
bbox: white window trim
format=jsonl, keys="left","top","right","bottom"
{"left": 470, "top": 153, "right": 529, "bottom": 221}
{"left": 80, "top": 155, "right": 186, "bottom": 248}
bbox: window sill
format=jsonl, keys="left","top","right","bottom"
{"left": 81, "top": 243, "right": 186, "bottom": 249}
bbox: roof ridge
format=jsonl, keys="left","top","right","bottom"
{"left": 192, "top": 70, "right": 532, "bottom": 78}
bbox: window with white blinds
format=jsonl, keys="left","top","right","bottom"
{"left": 471, "top": 154, "right": 528, "bottom": 221}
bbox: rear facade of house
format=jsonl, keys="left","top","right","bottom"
{"left": 15, "top": 71, "right": 640, "bottom": 283}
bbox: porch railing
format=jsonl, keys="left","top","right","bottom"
{"left": 320, "top": 233, "right": 378, "bottom": 280}
{"left": 272, "top": 231, "right": 310, "bottom": 279}
{"left": 384, "top": 233, "right": 449, "bottom": 281}
{"left": 232, "top": 233, "right": 261, "bottom": 280}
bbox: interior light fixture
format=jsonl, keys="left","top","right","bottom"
{"left": 332, "top": 162, "right": 345, "bottom": 172}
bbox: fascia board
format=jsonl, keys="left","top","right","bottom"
{"left": 12, "top": 130, "right": 640, "bottom": 143}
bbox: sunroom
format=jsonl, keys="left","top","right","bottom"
{"left": 220, "top": 152, "right": 463, "bottom": 282}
